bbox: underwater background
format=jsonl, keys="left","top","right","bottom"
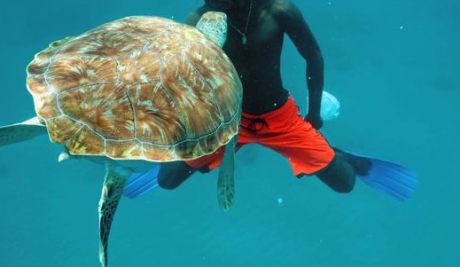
{"left": 0, "top": 0, "right": 459, "bottom": 266}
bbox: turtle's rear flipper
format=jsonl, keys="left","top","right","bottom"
{"left": 0, "top": 117, "right": 46, "bottom": 147}
{"left": 217, "top": 136, "right": 236, "bottom": 212}
{"left": 99, "top": 163, "right": 130, "bottom": 267}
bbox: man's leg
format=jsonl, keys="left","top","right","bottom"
{"left": 156, "top": 136, "right": 247, "bottom": 190}
{"left": 315, "top": 155, "right": 356, "bottom": 193}
{"left": 157, "top": 161, "right": 198, "bottom": 190}
{"left": 157, "top": 145, "right": 229, "bottom": 190}
{"left": 315, "top": 148, "right": 372, "bottom": 193}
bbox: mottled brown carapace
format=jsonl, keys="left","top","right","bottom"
{"left": 26, "top": 16, "right": 242, "bottom": 162}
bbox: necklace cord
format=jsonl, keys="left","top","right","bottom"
{"left": 227, "top": 0, "right": 253, "bottom": 41}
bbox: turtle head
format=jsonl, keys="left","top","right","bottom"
{"left": 196, "top": 12, "right": 227, "bottom": 48}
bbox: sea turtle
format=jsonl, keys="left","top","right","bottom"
{"left": 0, "top": 12, "right": 242, "bottom": 267}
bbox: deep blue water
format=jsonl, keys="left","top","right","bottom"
{"left": 0, "top": 0, "right": 459, "bottom": 266}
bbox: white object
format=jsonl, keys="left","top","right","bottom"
{"left": 320, "top": 91, "right": 341, "bottom": 121}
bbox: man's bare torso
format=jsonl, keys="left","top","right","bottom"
{"left": 189, "top": 1, "right": 290, "bottom": 114}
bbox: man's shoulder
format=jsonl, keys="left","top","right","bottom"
{"left": 269, "top": 0, "right": 298, "bottom": 16}
{"left": 268, "top": 0, "right": 306, "bottom": 33}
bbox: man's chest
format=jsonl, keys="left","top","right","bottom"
{"left": 224, "top": 9, "right": 283, "bottom": 55}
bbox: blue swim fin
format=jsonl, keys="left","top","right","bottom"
{"left": 344, "top": 150, "right": 418, "bottom": 201}
{"left": 123, "top": 165, "right": 160, "bottom": 199}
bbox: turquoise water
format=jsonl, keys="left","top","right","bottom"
{"left": 0, "top": 0, "right": 459, "bottom": 266}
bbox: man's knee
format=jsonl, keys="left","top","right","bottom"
{"left": 317, "top": 156, "right": 356, "bottom": 193}
{"left": 157, "top": 162, "right": 197, "bottom": 190}
{"left": 157, "top": 175, "right": 181, "bottom": 190}
{"left": 332, "top": 174, "right": 356, "bottom": 193}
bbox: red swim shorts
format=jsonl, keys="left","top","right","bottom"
{"left": 186, "top": 96, "right": 335, "bottom": 176}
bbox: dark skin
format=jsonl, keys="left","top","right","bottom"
{"left": 192, "top": 0, "right": 323, "bottom": 126}
{"left": 158, "top": 0, "right": 369, "bottom": 193}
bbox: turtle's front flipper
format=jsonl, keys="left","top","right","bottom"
{"left": 217, "top": 136, "right": 236, "bottom": 212}
{"left": 0, "top": 117, "right": 46, "bottom": 147}
{"left": 98, "top": 163, "right": 130, "bottom": 267}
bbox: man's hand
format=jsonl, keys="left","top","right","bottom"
{"left": 305, "top": 113, "right": 323, "bottom": 130}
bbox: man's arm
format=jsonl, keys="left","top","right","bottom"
{"left": 273, "top": 0, "right": 324, "bottom": 129}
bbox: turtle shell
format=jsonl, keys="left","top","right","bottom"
{"left": 26, "top": 16, "right": 242, "bottom": 161}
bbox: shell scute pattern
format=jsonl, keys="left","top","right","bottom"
{"left": 26, "top": 16, "right": 242, "bottom": 161}
{"left": 59, "top": 83, "right": 135, "bottom": 140}
{"left": 46, "top": 56, "right": 118, "bottom": 93}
